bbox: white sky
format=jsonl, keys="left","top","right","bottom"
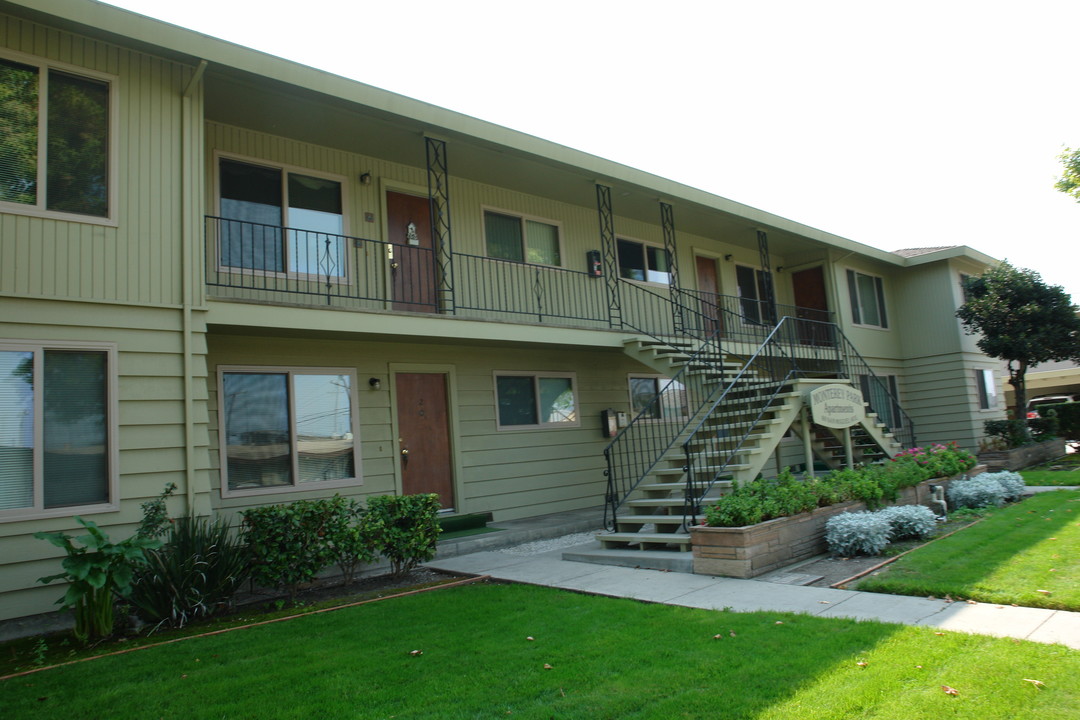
{"left": 102, "top": 0, "right": 1080, "bottom": 300}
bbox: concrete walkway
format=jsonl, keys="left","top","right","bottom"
{"left": 427, "top": 528, "right": 1080, "bottom": 650}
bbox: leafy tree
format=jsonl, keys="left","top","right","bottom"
{"left": 1056, "top": 147, "right": 1080, "bottom": 202}
{"left": 956, "top": 262, "right": 1080, "bottom": 426}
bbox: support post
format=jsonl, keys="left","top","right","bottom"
{"left": 426, "top": 137, "right": 454, "bottom": 314}
{"left": 844, "top": 426, "right": 855, "bottom": 469}
{"left": 597, "top": 184, "right": 620, "bottom": 328}
{"left": 660, "top": 201, "right": 684, "bottom": 335}
{"left": 757, "top": 229, "right": 777, "bottom": 323}
{"left": 802, "top": 406, "right": 814, "bottom": 475}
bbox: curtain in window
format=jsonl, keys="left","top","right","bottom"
{"left": 485, "top": 212, "right": 524, "bottom": 262}
{"left": 294, "top": 374, "right": 354, "bottom": 483}
{"left": 223, "top": 373, "right": 291, "bottom": 490}
{"left": 42, "top": 350, "right": 108, "bottom": 508}
{"left": 0, "top": 58, "right": 38, "bottom": 207}
{"left": 539, "top": 377, "right": 575, "bottom": 423}
{"left": 525, "top": 220, "right": 560, "bottom": 265}
{"left": 0, "top": 351, "right": 34, "bottom": 510}
{"left": 287, "top": 173, "right": 344, "bottom": 276}
{"left": 219, "top": 160, "right": 284, "bottom": 271}
{"left": 46, "top": 71, "right": 108, "bottom": 217}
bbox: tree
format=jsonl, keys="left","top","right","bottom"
{"left": 956, "top": 261, "right": 1080, "bottom": 425}
{"left": 1056, "top": 147, "right": 1080, "bottom": 202}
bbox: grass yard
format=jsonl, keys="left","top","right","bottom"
{"left": 857, "top": 491, "right": 1080, "bottom": 609}
{"left": 1021, "top": 453, "right": 1080, "bottom": 486}
{"left": 2, "top": 582, "right": 1078, "bottom": 720}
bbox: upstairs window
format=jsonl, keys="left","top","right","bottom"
{"left": 617, "top": 239, "right": 670, "bottom": 284}
{"left": 736, "top": 265, "right": 775, "bottom": 324}
{"left": 217, "top": 158, "right": 345, "bottom": 276}
{"left": 0, "top": 55, "right": 112, "bottom": 220}
{"left": 483, "top": 210, "right": 561, "bottom": 266}
{"left": 846, "top": 270, "right": 888, "bottom": 328}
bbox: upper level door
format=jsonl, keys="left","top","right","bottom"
{"left": 386, "top": 191, "right": 437, "bottom": 312}
{"left": 694, "top": 255, "right": 723, "bottom": 336}
{"left": 792, "top": 266, "right": 832, "bottom": 345}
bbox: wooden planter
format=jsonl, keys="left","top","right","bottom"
{"left": 690, "top": 465, "right": 987, "bottom": 579}
{"left": 977, "top": 438, "right": 1065, "bottom": 472}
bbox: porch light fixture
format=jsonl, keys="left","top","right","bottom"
{"left": 359, "top": 172, "right": 373, "bottom": 185}
{"left": 368, "top": 377, "right": 381, "bottom": 390}
{"left": 724, "top": 254, "right": 733, "bottom": 261}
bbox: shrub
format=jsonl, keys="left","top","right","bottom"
{"left": 322, "top": 496, "right": 379, "bottom": 584}
{"left": 1028, "top": 415, "right": 1059, "bottom": 442}
{"left": 703, "top": 491, "right": 765, "bottom": 527}
{"left": 890, "top": 442, "right": 978, "bottom": 480}
{"left": 241, "top": 499, "right": 344, "bottom": 599}
{"left": 825, "top": 512, "right": 891, "bottom": 556}
{"left": 129, "top": 516, "right": 250, "bottom": 631}
{"left": 824, "top": 467, "right": 886, "bottom": 509}
{"left": 365, "top": 494, "right": 442, "bottom": 577}
{"left": 877, "top": 505, "right": 937, "bottom": 541}
{"left": 975, "top": 471, "right": 1026, "bottom": 502}
{"left": 34, "top": 518, "right": 161, "bottom": 643}
{"left": 947, "top": 476, "right": 1007, "bottom": 509}
{"left": 1051, "top": 403, "right": 1080, "bottom": 441}
{"left": 985, "top": 419, "right": 1031, "bottom": 448}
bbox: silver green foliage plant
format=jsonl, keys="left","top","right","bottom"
{"left": 977, "top": 471, "right": 1026, "bottom": 502}
{"left": 825, "top": 511, "right": 891, "bottom": 557}
{"left": 947, "top": 475, "right": 1008, "bottom": 509}
{"left": 876, "top": 505, "right": 936, "bottom": 541}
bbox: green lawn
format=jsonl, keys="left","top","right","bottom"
{"left": 857, "top": 491, "right": 1080, "bottom": 609}
{"left": 2, "top": 582, "right": 1077, "bottom": 719}
{"left": 1021, "top": 453, "right": 1080, "bottom": 486}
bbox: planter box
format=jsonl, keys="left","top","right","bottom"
{"left": 690, "top": 466, "right": 987, "bottom": 579}
{"left": 978, "top": 438, "right": 1065, "bottom": 472}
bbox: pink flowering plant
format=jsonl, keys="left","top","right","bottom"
{"left": 889, "top": 441, "right": 976, "bottom": 483}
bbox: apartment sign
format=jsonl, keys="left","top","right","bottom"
{"left": 809, "top": 384, "right": 865, "bottom": 429}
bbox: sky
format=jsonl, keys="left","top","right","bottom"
{"left": 102, "top": 0, "right": 1080, "bottom": 301}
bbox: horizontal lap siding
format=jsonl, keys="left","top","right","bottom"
{"left": 902, "top": 353, "right": 1003, "bottom": 450}
{"left": 0, "top": 301, "right": 211, "bottom": 621}
{"left": 206, "top": 333, "right": 651, "bottom": 522}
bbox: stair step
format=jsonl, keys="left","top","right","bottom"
{"left": 615, "top": 514, "right": 688, "bottom": 525}
{"left": 625, "top": 496, "right": 723, "bottom": 508}
{"left": 597, "top": 531, "right": 692, "bottom": 551}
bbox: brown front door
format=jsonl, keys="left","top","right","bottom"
{"left": 395, "top": 372, "right": 454, "bottom": 509}
{"left": 695, "top": 255, "right": 723, "bottom": 336}
{"left": 386, "top": 191, "right": 437, "bottom": 312}
{"left": 791, "top": 266, "right": 831, "bottom": 345}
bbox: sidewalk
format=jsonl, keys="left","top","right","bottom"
{"left": 426, "top": 534, "right": 1080, "bottom": 650}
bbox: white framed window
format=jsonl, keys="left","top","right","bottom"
{"left": 735, "top": 265, "right": 775, "bottom": 324}
{"left": 975, "top": 369, "right": 997, "bottom": 410}
{"left": 628, "top": 375, "right": 688, "bottom": 421}
{"left": 846, "top": 269, "right": 888, "bottom": 328}
{"left": 0, "top": 341, "right": 118, "bottom": 521}
{"left": 218, "top": 366, "right": 361, "bottom": 497}
{"left": 215, "top": 155, "right": 347, "bottom": 277}
{"left": 0, "top": 52, "right": 117, "bottom": 223}
{"left": 617, "top": 238, "right": 670, "bottom": 284}
{"left": 494, "top": 372, "right": 578, "bottom": 429}
{"left": 483, "top": 209, "right": 562, "bottom": 266}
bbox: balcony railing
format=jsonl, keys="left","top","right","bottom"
{"left": 204, "top": 217, "right": 834, "bottom": 343}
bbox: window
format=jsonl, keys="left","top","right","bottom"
{"left": 0, "top": 55, "right": 113, "bottom": 220}
{"left": 959, "top": 273, "right": 972, "bottom": 303}
{"left": 617, "top": 238, "right": 670, "bottom": 284}
{"left": 483, "top": 210, "right": 561, "bottom": 266}
{"left": 219, "top": 368, "right": 359, "bottom": 495}
{"left": 736, "top": 265, "right": 775, "bottom": 324}
{"left": 846, "top": 270, "right": 888, "bottom": 328}
{"left": 859, "top": 374, "right": 901, "bottom": 429}
{"left": 495, "top": 372, "right": 578, "bottom": 428}
{"left": 629, "top": 375, "right": 687, "bottom": 420}
{"left": 217, "top": 158, "right": 345, "bottom": 276}
{"left": 0, "top": 343, "right": 115, "bottom": 519}
{"left": 975, "top": 369, "right": 997, "bottom": 410}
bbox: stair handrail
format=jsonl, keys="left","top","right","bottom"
{"left": 829, "top": 328, "right": 917, "bottom": 449}
{"left": 679, "top": 317, "right": 814, "bottom": 526}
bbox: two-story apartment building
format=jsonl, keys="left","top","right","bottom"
{"left": 0, "top": 0, "right": 1004, "bottom": 622}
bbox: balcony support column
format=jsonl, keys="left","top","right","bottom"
{"left": 596, "top": 183, "right": 621, "bottom": 329}
{"left": 661, "top": 201, "right": 684, "bottom": 335}
{"left": 757, "top": 229, "right": 777, "bottom": 323}
{"left": 426, "top": 137, "right": 455, "bottom": 314}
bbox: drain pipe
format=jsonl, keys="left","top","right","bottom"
{"left": 180, "top": 60, "right": 207, "bottom": 516}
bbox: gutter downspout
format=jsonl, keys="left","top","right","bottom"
{"left": 181, "top": 60, "right": 208, "bottom": 516}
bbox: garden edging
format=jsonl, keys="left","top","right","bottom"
{"left": 690, "top": 465, "right": 987, "bottom": 579}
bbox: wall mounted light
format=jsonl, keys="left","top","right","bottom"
{"left": 776, "top": 266, "right": 784, "bottom": 273}
{"left": 359, "top": 172, "right": 373, "bottom": 186}
{"left": 368, "top": 377, "right": 381, "bottom": 390}
{"left": 724, "top": 254, "right": 733, "bottom": 262}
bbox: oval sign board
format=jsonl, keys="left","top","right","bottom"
{"left": 809, "top": 384, "right": 865, "bottom": 429}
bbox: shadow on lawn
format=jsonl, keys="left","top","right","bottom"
{"left": 857, "top": 491, "right": 1080, "bottom": 608}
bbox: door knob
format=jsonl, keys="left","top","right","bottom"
{"left": 401, "top": 448, "right": 409, "bottom": 456}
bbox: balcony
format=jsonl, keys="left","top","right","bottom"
{"left": 204, "top": 216, "right": 835, "bottom": 343}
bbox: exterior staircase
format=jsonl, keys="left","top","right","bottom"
{"left": 592, "top": 316, "right": 912, "bottom": 556}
